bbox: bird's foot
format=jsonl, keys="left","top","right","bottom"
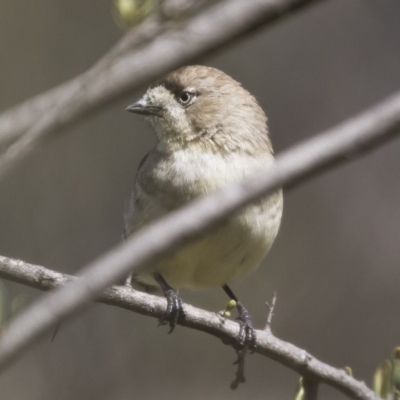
{"left": 221, "top": 285, "right": 256, "bottom": 388}
{"left": 235, "top": 302, "right": 257, "bottom": 355}
{"left": 229, "top": 303, "right": 256, "bottom": 389}
{"left": 159, "top": 288, "right": 186, "bottom": 333}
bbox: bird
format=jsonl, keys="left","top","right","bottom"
{"left": 124, "top": 65, "right": 283, "bottom": 352}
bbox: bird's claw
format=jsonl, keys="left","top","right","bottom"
{"left": 159, "top": 289, "right": 185, "bottom": 333}
{"left": 227, "top": 303, "right": 256, "bottom": 389}
{"left": 236, "top": 303, "right": 257, "bottom": 355}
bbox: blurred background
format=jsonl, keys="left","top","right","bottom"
{"left": 1, "top": 0, "right": 400, "bottom": 398}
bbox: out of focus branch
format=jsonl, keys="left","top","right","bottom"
{"left": 0, "top": 0, "right": 212, "bottom": 148}
{"left": 1, "top": 88, "right": 400, "bottom": 398}
{"left": 0, "top": 255, "right": 377, "bottom": 400}
{"left": 0, "top": 0, "right": 323, "bottom": 181}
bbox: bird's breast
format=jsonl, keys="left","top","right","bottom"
{"left": 141, "top": 147, "right": 275, "bottom": 205}
{"left": 134, "top": 147, "right": 283, "bottom": 288}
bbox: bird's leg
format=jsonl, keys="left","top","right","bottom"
{"left": 222, "top": 284, "right": 256, "bottom": 355}
{"left": 154, "top": 274, "right": 185, "bottom": 333}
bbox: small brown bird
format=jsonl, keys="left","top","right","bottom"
{"left": 125, "top": 65, "right": 283, "bottom": 351}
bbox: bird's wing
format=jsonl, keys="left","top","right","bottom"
{"left": 123, "top": 151, "right": 169, "bottom": 238}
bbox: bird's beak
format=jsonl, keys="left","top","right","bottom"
{"left": 126, "top": 97, "right": 163, "bottom": 117}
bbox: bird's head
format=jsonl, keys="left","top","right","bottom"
{"left": 127, "top": 65, "right": 272, "bottom": 154}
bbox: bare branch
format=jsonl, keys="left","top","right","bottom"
{"left": 0, "top": 0, "right": 213, "bottom": 148}
{"left": 0, "top": 0, "right": 323, "bottom": 181}
{"left": 264, "top": 292, "right": 277, "bottom": 333}
{"left": 230, "top": 355, "right": 246, "bottom": 390}
{"left": 0, "top": 89, "right": 399, "bottom": 397}
{"left": 0, "top": 255, "right": 377, "bottom": 400}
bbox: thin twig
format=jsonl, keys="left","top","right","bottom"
{"left": 264, "top": 292, "right": 277, "bottom": 333}
{"left": 0, "top": 87, "right": 399, "bottom": 397}
{"left": 231, "top": 355, "right": 246, "bottom": 389}
{"left": 0, "top": 255, "right": 377, "bottom": 399}
{"left": 0, "top": 0, "right": 324, "bottom": 180}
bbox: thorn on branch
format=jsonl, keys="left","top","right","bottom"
{"left": 230, "top": 351, "right": 246, "bottom": 390}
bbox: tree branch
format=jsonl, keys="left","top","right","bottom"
{"left": 0, "top": 89, "right": 399, "bottom": 397}
{"left": 264, "top": 291, "right": 277, "bottom": 333}
{"left": 0, "top": 0, "right": 213, "bottom": 148}
{"left": 0, "top": 0, "right": 323, "bottom": 181}
{"left": 0, "top": 255, "right": 377, "bottom": 400}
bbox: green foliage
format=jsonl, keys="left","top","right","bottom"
{"left": 293, "top": 348, "right": 400, "bottom": 400}
{"left": 223, "top": 299, "right": 237, "bottom": 317}
{"left": 373, "top": 347, "right": 400, "bottom": 399}
{"left": 294, "top": 367, "right": 351, "bottom": 400}
{"left": 294, "top": 377, "right": 305, "bottom": 400}
{"left": 113, "top": 0, "right": 158, "bottom": 29}
{"left": 344, "top": 366, "right": 353, "bottom": 377}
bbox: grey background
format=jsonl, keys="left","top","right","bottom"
{"left": 1, "top": 1, "right": 400, "bottom": 399}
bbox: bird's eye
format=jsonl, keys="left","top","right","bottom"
{"left": 177, "top": 91, "right": 193, "bottom": 105}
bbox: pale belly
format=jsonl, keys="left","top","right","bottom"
{"left": 129, "top": 148, "right": 283, "bottom": 289}
{"left": 135, "top": 191, "right": 282, "bottom": 289}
